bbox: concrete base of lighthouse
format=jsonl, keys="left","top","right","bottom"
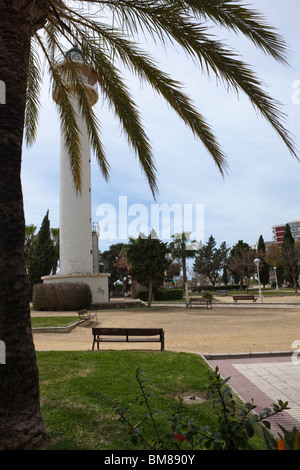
{"left": 42, "top": 273, "right": 110, "bottom": 305}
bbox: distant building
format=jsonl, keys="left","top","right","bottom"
{"left": 272, "top": 216, "right": 300, "bottom": 245}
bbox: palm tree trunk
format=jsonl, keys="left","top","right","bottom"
{"left": 0, "top": 8, "right": 46, "bottom": 449}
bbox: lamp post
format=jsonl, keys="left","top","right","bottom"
{"left": 254, "top": 258, "right": 263, "bottom": 303}
{"left": 274, "top": 266, "right": 279, "bottom": 290}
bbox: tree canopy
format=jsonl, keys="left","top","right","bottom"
{"left": 227, "top": 240, "right": 256, "bottom": 291}
{"left": 193, "top": 235, "right": 229, "bottom": 287}
{"left": 127, "top": 231, "right": 170, "bottom": 307}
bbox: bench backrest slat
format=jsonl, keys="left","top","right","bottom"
{"left": 233, "top": 295, "right": 255, "bottom": 298}
{"left": 92, "top": 328, "right": 163, "bottom": 336}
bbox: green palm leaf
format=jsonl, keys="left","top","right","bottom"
{"left": 25, "top": 0, "right": 298, "bottom": 196}
{"left": 24, "top": 44, "right": 42, "bottom": 147}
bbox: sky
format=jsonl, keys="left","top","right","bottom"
{"left": 21, "top": 0, "right": 300, "bottom": 258}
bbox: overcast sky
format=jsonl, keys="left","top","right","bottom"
{"left": 21, "top": 0, "right": 300, "bottom": 255}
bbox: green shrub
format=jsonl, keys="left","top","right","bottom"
{"left": 202, "top": 291, "right": 214, "bottom": 300}
{"left": 192, "top": 284, "right": 245, "bottom": 292}
{"left": 154, "top": 289, "right": 183, "bottom": 300}
{"left": 32, "top": 282, "right": 92, "bottom": 311}
{"left": 137, "top": 289, "right": 183, "bottom": 302}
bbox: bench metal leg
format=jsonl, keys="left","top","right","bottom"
{"left": 92, "top": 337, "right": 100, "bottom": 350}
{"left": 161, "top": 334, "right": 165, "bottom": 351}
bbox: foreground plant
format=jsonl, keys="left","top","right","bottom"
{"left": 113, "top": 366, "right": 290, "bottom": 450}
{"left": 0, "top": 0, "right": 298, "bottom": 449}
{"left": 263, "top": 424, "right": 300, "bottom": 451}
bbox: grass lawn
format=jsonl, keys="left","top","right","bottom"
{"left": 31, "top": 317, "right": 79, "bottom": 328}
{"left": 35, "top": 350, "right": 267, "bottom": 450}
{"left": 230, "top": 288, "right": 299, "bottom": 296}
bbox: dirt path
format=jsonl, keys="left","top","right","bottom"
{"left": 32, "top": 298, "right": 300, "bottom": 355}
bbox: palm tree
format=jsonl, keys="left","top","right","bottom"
{"left": 0, "top": 0, "right": 298, "bottom": 450}
{"left": 169, "top": 232, "right": 198, "bottom": 285}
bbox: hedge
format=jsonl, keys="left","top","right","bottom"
{"left": 32, "top": 282, "right": 92, "bottom": 311}
{"left": 192, "top": 284, "right": 245, "bottom": 292}
{"left": 137, "top": 288, "right": 184, "bottom": 301}
{"left": 154, "top": 288, "right": 183, "bottom": 300}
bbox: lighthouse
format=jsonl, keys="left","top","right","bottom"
{"left": 42, "top": 46, "right": 110, "bottom": 303}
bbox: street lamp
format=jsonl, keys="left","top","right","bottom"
{"left": 254, "top": 258, "right": 263, "bottom": 303}
{"left": 273, "top": 266, "right": 279, "bottom": 290}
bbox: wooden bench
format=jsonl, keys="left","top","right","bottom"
{"left": 110, "top": 293, "right": 123, "bottom": 298}
{"left": 216, "top": 290, "right": 228, "bottom": 296}
{"left": 78, "top": 309, "right": 97, "bottom": 322}
{"left": 188, "top": 297, "right": 212, "bottom": 309}
{"left": 92, "top": 328, "right": 165, "bottom": 351}
{"left": 232, "top": 295, "right": 257, "bottom": 303}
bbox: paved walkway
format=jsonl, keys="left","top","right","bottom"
{"left": 206, "top": 354, "right": 300, "bottom": 436}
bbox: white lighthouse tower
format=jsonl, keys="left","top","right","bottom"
{"left": 42, "top": 46, "right": 110, "bottom": 303}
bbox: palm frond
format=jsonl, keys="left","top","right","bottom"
{"left": 28, "top": 0, "right": 298, "bottom": 198}
{"left": 80, "top": 0, "right": 289, "bottom": 64}
{"left": 50, "top": 6, "right": 228, "bottom": 174}
{"left": 43, "top": 23, "right": 111, "bottom": 184}
{"left": 24, "top": 42, "right": 42, "bottom": 147}
{"left": 86, "top": 44, "right": 158, "bottom": 196}
{"left": 181, "top": 0, "right": 290, "bottom": 64}
{"left": 46, "top": 10, "right": 159, "bottom": 196}
{"left": 35, "top": 31, "right": 83, "bottom": 193}
{"left": 64, "top": 1, "right": 297, "bottom": 159}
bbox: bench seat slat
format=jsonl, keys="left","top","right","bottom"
{"left": 96, "top": 338, "right": 161, "bottom": 343}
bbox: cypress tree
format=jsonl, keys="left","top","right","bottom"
{"left": 222, "top": 267, "right": 228, "bottom": 285}
{"left": 257, "top": 235, "right": 270, "bottom": 288}
{"left": 28, "top": 211, "right": 54, "bottom": 298}
{"left": 282, "top": 224, "right": 294, "bottom": 249}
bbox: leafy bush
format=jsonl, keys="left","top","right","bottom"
{"left": 32, "top": 282, "right": 92, "bottom": 311}
{"left": 114, "top": 366, "right": 289, "bottom": 450}
{"left": 192, "top": 284, "right": 245, "bottom": 292}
